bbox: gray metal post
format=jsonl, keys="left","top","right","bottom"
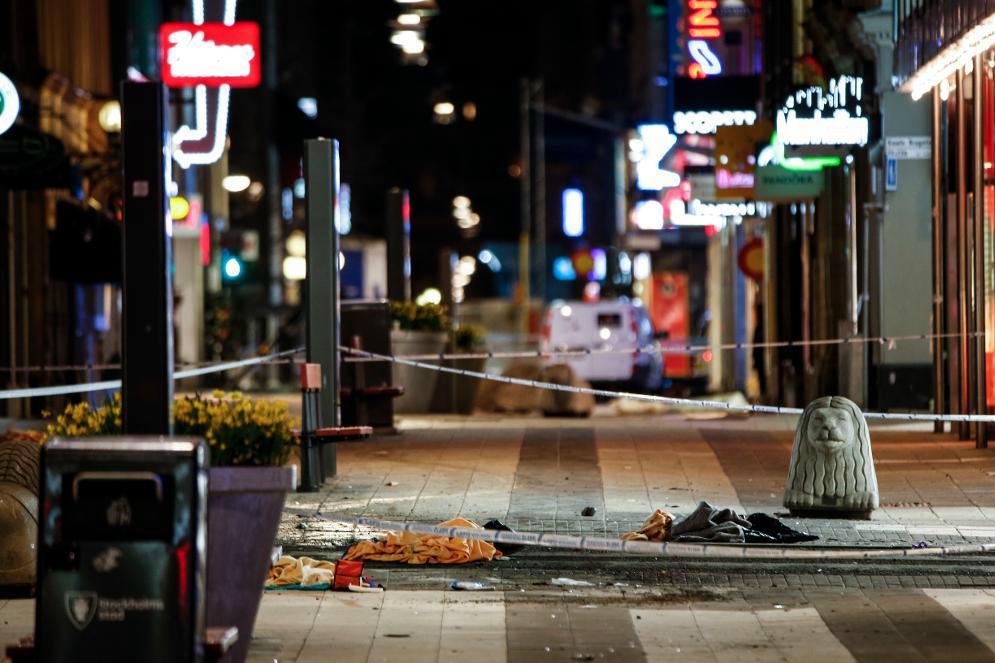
{"left": 121, "top": 81, "right": 173, "bottom": 434}
{"left": 304, "top": 138, "right": 341, "bottom": 478}
{"left": 386, "top": 188, "right": 411, "bottom": 302}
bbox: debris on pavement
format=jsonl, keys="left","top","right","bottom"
{"left": 451, "top": 581, "right": 495, "bottom": 591}
{"left": 344, "top": 518, "right": 502, "bottom": 564}
{"left": 581, "top": 506, "right": 597, "bottom": 517}
{"left": 551, "top": 577, "right": 594, "bottom": 587}
{"left": 348, "top": 576, "right": 385, "bottom": 593}
{"left": 621, "top": 509, "right": 675, "bottom": 542}
{"left": 385, "top": 481, "right": 399, "bottom": 486}
{"left": 266, "top": 555, "right": 336, "bottom": 590}
{"left": 483, "top": 519, "right": 525, "bottom": 556}
{"left": 657, "top": 501, "right": 820, "bottom": 544}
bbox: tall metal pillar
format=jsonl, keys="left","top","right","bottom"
{"left": 518, "top": 79, "right": 532, "bottom": 335}
{"left": 973, "top": 54, "right": 989, "bottom": 448}
{"left": 121, "top": 81, "right": 173, "bottom": 435}
{"left": 957, "top": 69, "right": 970, "bottom": 440}
{"left": 304, "top": 138, "right": 341, "bottom": 478}
{"left": 931, "top": 87, "right": 946, "bottom": 433}
{"left": 385, "top": 188, "right": 411, "bottom": 302}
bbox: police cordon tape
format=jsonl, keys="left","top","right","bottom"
{"left": 0, "top": 348, "right": 305, "bottom": 400}
{"left": 341, "top": 330, "right": 982, "bottom": 363}
{"left": 283, "top": 508, "right": 995, "bottom": 559}
{"left": 0, "top": 330, "right": 982, "bottom": 373}
{"left": 340, "top": 345, "right": 995, "bottom": 423}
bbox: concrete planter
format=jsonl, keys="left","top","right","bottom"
{"left": 391, "top": 330, "right": 447, "bottom": 413}
{"left": 207, "top": 466, "right": 294, "bottom": 663}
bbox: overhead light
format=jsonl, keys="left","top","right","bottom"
{"left": 397, "top": 13, "right": 420, "bottom": 25}
{"left": 452, "top": 195, "right": 470, "bottom": 207}
{"left": 222, "top": 174, "right": 251, "bottom": 193}
{"left": 223, "top": 256, "right": 243, "bottom": 279}
{"left": 98, "top": 100, "right": 122, "bottom": 133}
{"left": 282, "top": 255, "right": 306, "bottom": 281}
{"left": 434, "top": 101, "right": 455, "bottom": 116}
{"left": 297, "top": 97, "right": 318, "bottom": 119}
{"left": 285, "top": 230, "right": 306, "bottom": 257}
{"left": 247, "top": 181, "right": 265, "bottom": 201}
{"left": 390, "top": 30, "right": 421, "bottom": 46}
{"left": 169, "top": 196, "right": 190, "bottom": 220}
{"left": 902, "top": 12, "right": 995, "bottom": 100}
{"left": 562, "top": 188, "right": 584, "bottom": 238}
{"left": 633, "top": 253, "right": 652, "bottom": 281}
{"left": 416, "top": 287, "right": 442, "bottom": 305}
{"left": 462, "top": 101, "right": 477, "bottom": 121}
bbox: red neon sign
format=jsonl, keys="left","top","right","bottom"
{"left": 687, "top": 0, "right": 721, "bottom": 39}
{"left": 160, "top": 22, "right": 261, "bottom": 88}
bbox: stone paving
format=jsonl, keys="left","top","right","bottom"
{"left": 279, "top": 413, "right": 995, "bottom": 551}
{"left": 6, "top": 413, "right": 995, "bottom": 661}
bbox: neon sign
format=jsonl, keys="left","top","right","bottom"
{"left": 776, "top": 75, "right": 868, "bottom": 148}
{"left": 168, "top": 0, "right": 249, "bottom": 169}
{"left": 686, "top": 0, "right": 723, "bottom": 79}
{"left": 0, "top": 72, "right": 19, "bottom": 136}
{"left": 160, "top": 23, "right": 260, "bottom": 87}
{"left": 673, "top": 110, "right": 756, "bottom": 135}
{"left": 629, "top": 125, "right": 681, "bottom": 191}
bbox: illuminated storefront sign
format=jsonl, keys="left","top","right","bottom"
{"left": 0, "top": 72, "right": 19, "bottom": 135}
{"left": 714, "top": 120, "right": 773, "bottom": 200}
{"left": 629, "top": 124, "right": 681, "bottom": 191}
{"left": 776, "top": 75, "right": 868, "bottom": 148}
{"left": 686, "top": 0, "right": 723, "bottom": 79}
{"left": 160, "top": 22, "right": 260, "bottom": 87}
{"left": 167, "top": 0, "right": 250, "bottom": 169}
{"left": 673, "top": 110, "right": 756, "bottom": 135}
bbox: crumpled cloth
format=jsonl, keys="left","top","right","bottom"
{"left": 266, "top": 555, "right": 336, "bottom": 588}
{"left": 621, "top": 509, "right": 675, "bottom": 542}
{"left": 670, "top": 501, "right": 752, "bottom": 543}
{"left": 343, "top": 518, "right": 502, "bottom": 564}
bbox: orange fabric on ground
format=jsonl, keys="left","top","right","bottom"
{"left": 266, "top": 555, "right": 336, "bottom": 587}
{"left": 343, "top": 518, "right": 502, "bottom": 564}
{"left": 621, "top": 509, "right": 675, "bottom": 542}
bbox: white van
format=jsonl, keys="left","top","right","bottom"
{"left": 540, "top": 300, "right": 663, "bottom": 391}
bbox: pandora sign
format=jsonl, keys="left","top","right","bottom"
{"left": 160, "top": 22, "right": 261, "bottom": 88}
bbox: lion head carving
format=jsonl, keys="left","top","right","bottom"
{"left": 783, "top": 396, "right": 878, "bottom": 514}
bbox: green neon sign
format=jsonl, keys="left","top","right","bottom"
{"left": 766, "top": 132, "right": 840, "bottom": 172}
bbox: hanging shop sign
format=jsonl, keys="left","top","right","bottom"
{"left": 168, "top": 1, "right": 248, "bottom": 169}
{"left": 685, "top": 0, "right": 723, "bottom": 79}
{"left": 885, "top": 135, "right": 930, "bottom": 160}
{"left": 754, "top": 165, "right": 824, "bottom": 201}
{"left": 160, "top": 22, "right": 261, "bottom": 88}
{"left": 0, "top": 72, "right": 20, "bottom": 135}
{"left": 673, "top": 110, "right": 756, "bottom": 135}
{"left": 737, "top": 238, "right": 764, "bottom": 281}
{"left": 776, "top": 75, "right": 868, "bottom": 151}
{"left": 714, "top": 120, "right": 773, "bottom": 200}
{"left": 629, "top": 124, "right": 681, "bottom": 192}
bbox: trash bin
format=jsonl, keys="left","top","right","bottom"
{"left": 36, "top": 437, "right": 208, "bottom": 663}
{"left": 342, "top": 299, "right": 399, "bottom": 429}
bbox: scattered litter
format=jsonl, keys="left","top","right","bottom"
{"left": 485, "top": 577, "right": 502, "bottom": 583}
{"left": 581, "top": 506, "right": 597, "bottom": 517}
{"left": 384, "top": 634, "right": 410, "bottom": 638}
{"left": 612, "top": 582, "right": 630, "bottom": 587}
{"left": 573, "top": 654, "right": 595, "bottom": 661}
{"left": 348, "top": 576, "right": 384, "bottom": 593}
{"left": 622, "top": 509, "right": 673, "bottom": 542}
{"left": 551, "top": 577, "right": 594, "bottom": 587}
{"left": 913, "top": 541, "right": 929, "bottom": 549}
{"left": 483, "top": 519, "right": 525, "bottom": 556}
{"left": 545, "top": 647, "right": 551, "bottom": 652}
{"left": 451, "top": 581, "right": 494, "bottom": 591}
{"left": 266, "top": 555, "right": 335, "bottom": 590}
{"left": 773, "top": 604, "right": 785, "bottom": 609}
{"left": 385, "top": 481, "right": 399, "bottom": 486}
{"left": 580, "top": 604, "right": 599, "bottom": 609}
{"left": 296, "top": 522, "right": 309, "bottom": 530}
{"left": 344, "top": 518, "right": 502, "bottom": 564}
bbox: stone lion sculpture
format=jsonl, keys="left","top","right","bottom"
{"left": 783, "top": 396, "right": 878, "bottom": 515}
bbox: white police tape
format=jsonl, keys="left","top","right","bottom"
{"left": 0, "top": 348, "right": 304, "bottom": 400}
{"left": 341, "top": 331, "right": 981, "bottom": 363}
{"left": 284, "top": 508, "right": 995, "bottom": 559}
{"left": 340, "top": 346, "right": 995, "bottom": 423}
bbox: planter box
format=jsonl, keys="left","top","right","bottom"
{"left": 391, "top": 330, "right": 447, "bottom": 413}
{"left": 207, "top": 466, "right": 294, "bottom": 663}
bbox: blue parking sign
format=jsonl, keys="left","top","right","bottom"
{"left": 886, "top": 155, "right": 898, "bottom": 191}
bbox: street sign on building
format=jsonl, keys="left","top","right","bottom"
{"left": 755, "top": 165, "right": 824, "bottom": 201}
{"left": 885, "top": 135, "right": 930, "bottom": 160}
{"left": 886, "top": 156, "right": 898, "bottom": 191}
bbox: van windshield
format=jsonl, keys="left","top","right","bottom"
{"left": 596, "top": 313, "right": 623, "bottom": 328}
